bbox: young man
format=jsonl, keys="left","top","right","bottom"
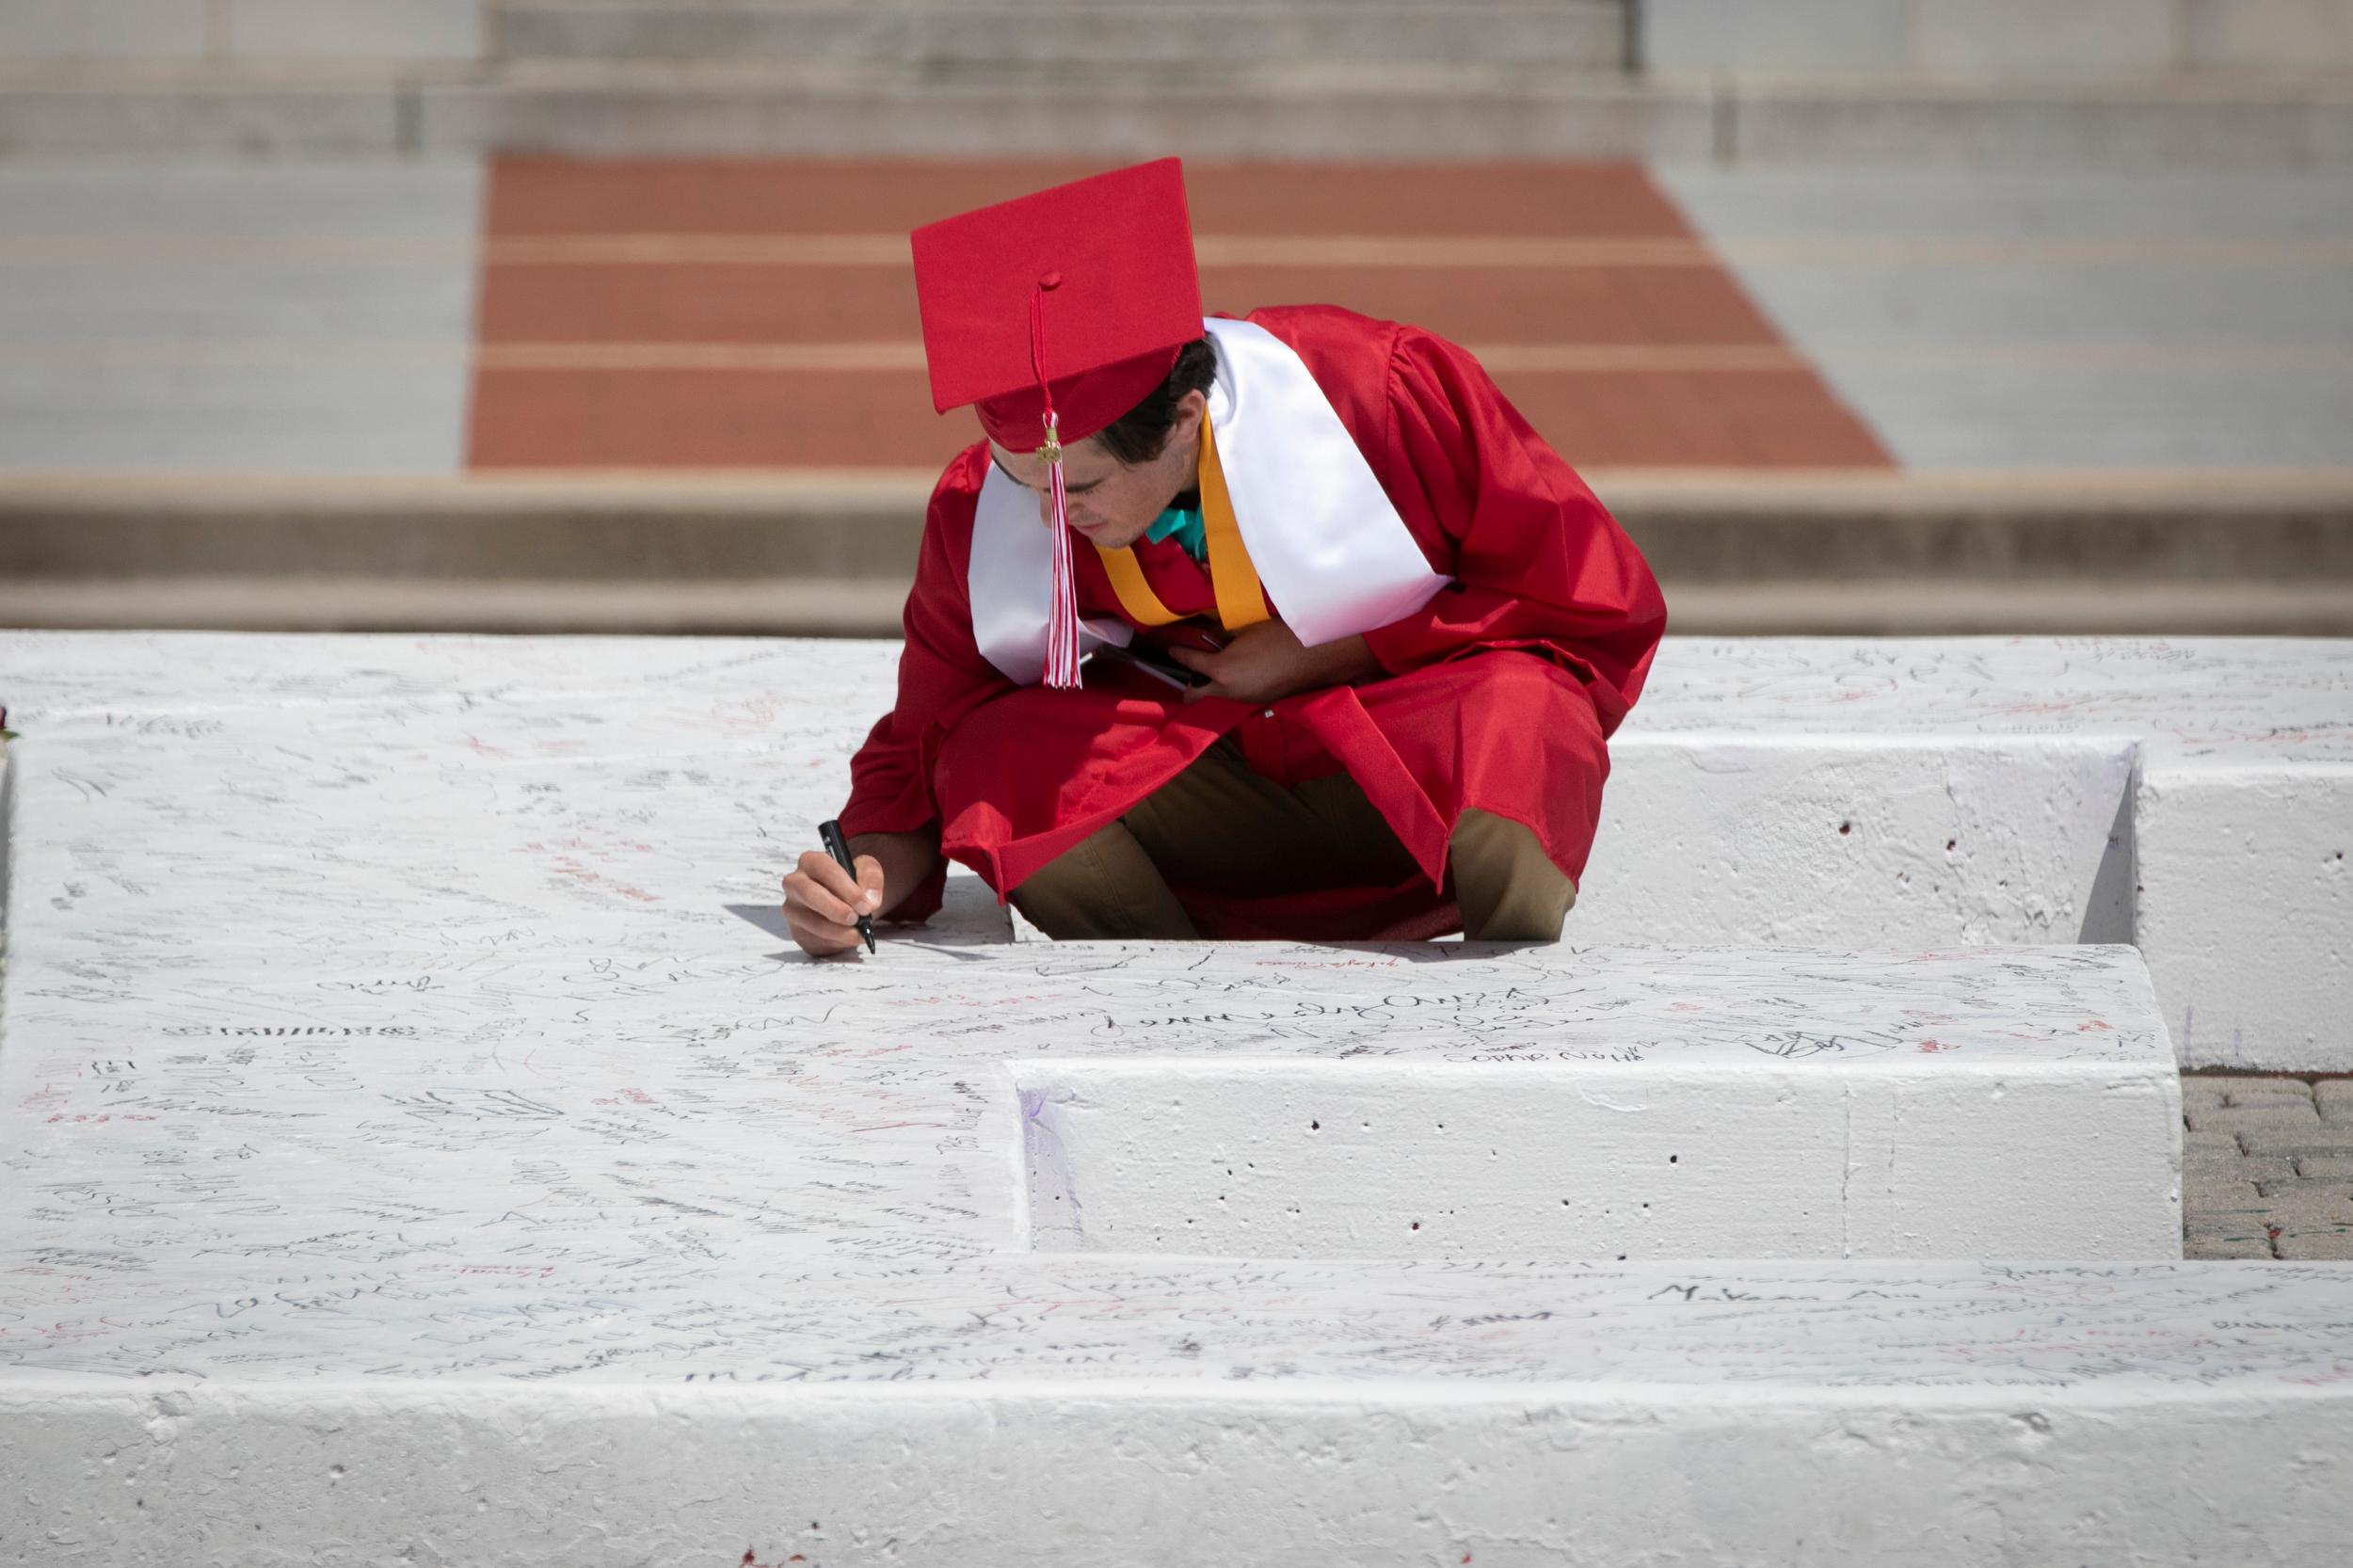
{"left": 785, "top": 159, "right": 1665, "bottom": 954}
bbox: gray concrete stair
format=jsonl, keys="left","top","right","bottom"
{"left": 2, "top": 0, "right": 2347, "bottom": 163}
{"left": 2, "top": 60, "right": 2346, "bottom": 165}
{"left": 493, "top": 2, "right": 1634, "bottom": 71}
{"left": 416, "top": 57, "right": 1709, "bottom": 159}
{"left": 5, "top": 471, "right": 2349, "bottom": 635}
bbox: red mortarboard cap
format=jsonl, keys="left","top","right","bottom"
{"left": 911, "top": 158, "right": 1203, "bottom": 453}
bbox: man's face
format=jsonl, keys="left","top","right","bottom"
{"left": 987, "top": 391, "right": 1206, "bottom": 552}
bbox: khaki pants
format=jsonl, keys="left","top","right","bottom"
{"left": 1010, "top": 737, "right": 1577, "bottom": 941}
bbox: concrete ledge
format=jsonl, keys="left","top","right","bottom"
{"left": 2139, "top": 764, "right": 2353, "bottom": 1070}
{"left": 1603, "top": 470, "right": 2353, "bottom": 582}
{"left": 0, "top": 576, "right": 917, "bottom": 634}
{"left": 4, "top": 472, "right": 2349, "bottom": 633}
{"left": 1014, "top": 970, "right": 2183, "bottom": 1258}
{"left": 1580, "top": 734, "right": 2141, "bottom": 951}
{"left": 10, "top": 469, "right": 2347, "bottom": 576}
{"left": 1616, "top": 637, "right": 2353, "bottom": 1071}
{"left": 0, "top": 470, "right": 939, "bottom": 582}
{"left": 1642, "top": 582, "right": 2353, "bottom": 635}
{"left": 7, "top": 1266, "right": 2351, "bottom": 1565}
{"left": 16, "top": 576, "right": 2353, "bottom": 636}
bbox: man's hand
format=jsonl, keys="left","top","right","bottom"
{"left": 782, "top": 847, "right": 885, "bottom": 957}
{"left": 781, "top": 828, "right": 941, "bottom": 957}
{"left": 1168, "top": 621, "right": 1381, "bottom": 706}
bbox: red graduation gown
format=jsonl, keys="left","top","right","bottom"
{"left": 837, "top": 304, "right": 1668, "bottom": 940}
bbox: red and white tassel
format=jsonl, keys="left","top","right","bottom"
{"left": 1028, "top": 273, "right": 1082, "bottom": 690}
{"left": 1041, "top": 410, "right": 1082, "bottom": 688}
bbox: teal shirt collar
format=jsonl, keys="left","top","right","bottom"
{"left": 1143, "top": 504, "right": 1206, "bottom": 563}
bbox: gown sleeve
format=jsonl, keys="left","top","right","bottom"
{"left": 833, "top": 446, "right": 1011, "bottom": 922}
{"left": 1356, "top": 325, "right": 1668, "bottom": 739}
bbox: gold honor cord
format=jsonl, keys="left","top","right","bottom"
{"left": 1094, "top": 537, "right": 1187, "bottom": 627}
{"left": 1093, "top": 418, "right": 1272, "bottom": 632}
{"left": 1197, "top": 419, "right": 1272, "bottom": 631}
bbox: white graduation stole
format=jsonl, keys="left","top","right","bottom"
{"left": 967, "top": 316, "right": 1450, "bottom": 687}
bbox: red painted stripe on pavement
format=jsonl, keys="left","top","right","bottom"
{"left": 468, "top": 158, "right": 1894, "bottom": 472}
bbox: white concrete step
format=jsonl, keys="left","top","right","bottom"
{"left": 0, "top": 920, "right": 2188, "bottom": 1262}
{"left": 5, "top": 1261, "right": 2349, "bottom": 1564}
{"left": 0, "top": 632, "right": 2180, "bottom": 1259}
{"left": 1590, "top": 637, "right": 2353, "bottom": 1073}
{"left": 5, "top": 632, "right": 2342, "bottom": 1068}
{"left": 2, "top": 631, "right": 2342, "bottom": 1561}
{"left": 1011, "top": 945, "right": 2181, "bottom": 1259}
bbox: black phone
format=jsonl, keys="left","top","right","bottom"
{"left": 1088, "top": 642, "right": 1209, "bottom": 690}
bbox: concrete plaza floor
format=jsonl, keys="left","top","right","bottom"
{"left": 0, "top": 155, "right": 2348, "bottom": 477}
{"left": 1657, "top": 167, "right": 2353, "bottom": 473}
{"left": 0, "top": 158, "right": 484, "bottom": 474}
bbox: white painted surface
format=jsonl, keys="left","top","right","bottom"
{"left": 2137, "top": 764, "right": 2353, "bottom": 1068}
{"left": 1609, "top": 636, "right": 2353, "bottom": 1067}
{"left": 0, "top": 632, "right": 2346, "bottom": 1067}
{"left": 1020, "top": 993, "right": 2180, "bottom": 1258}
{"left": 1577, "top": 734, "right": 2138, "bottom": 948}
{"left": 0, "top": 632, "right": 2346, "bottom": 1563}
{"left": 3, "top": 1263, "right": 2351, "bottom": 1567}
{"left": 0, "top": 632, "right": 2179, "bottom": 1262}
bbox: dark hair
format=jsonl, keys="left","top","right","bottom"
{"left": 1092, "top": 338, "right": 1218, "bottom": 466}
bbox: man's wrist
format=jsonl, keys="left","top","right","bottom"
{"left": 1314, "top": 633, "right": 1381, "bottom": 688}
{"left": 845, "top": 827, "right": 942, "bottom": 919}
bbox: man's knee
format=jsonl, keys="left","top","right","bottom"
{"left": 1009, "top": 822, "right": 1197, "bottom": 940}
{"left": 1450, "top": 808, "right": 1577, "bottom": 941}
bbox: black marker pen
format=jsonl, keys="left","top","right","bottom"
{"left": 817, "top": 818, "right": 877, "bottom": 955}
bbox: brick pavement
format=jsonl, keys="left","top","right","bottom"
{"left": 2184, "top": 1076, "right": 2353, "bottom": 1260}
